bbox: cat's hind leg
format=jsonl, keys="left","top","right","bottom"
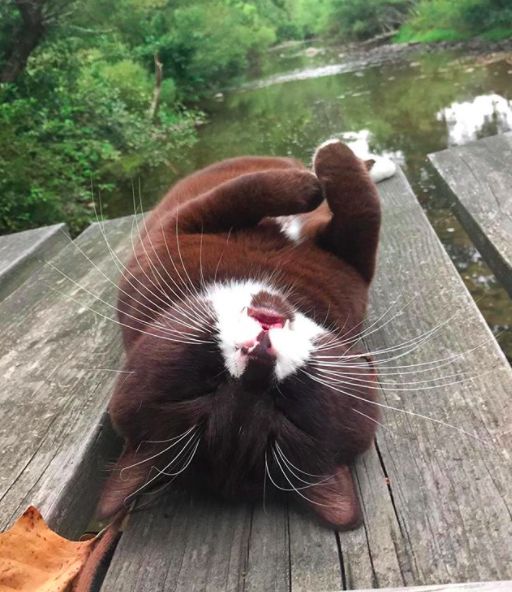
{"left": 313, "top": 139, "right": 382, "bottom": 283}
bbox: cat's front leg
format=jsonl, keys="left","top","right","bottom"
{"left": 313, "top": 139, "right": 382, "bottom": 283}
{"left": 173, "top": 168, "right": 324, "bottom": 234}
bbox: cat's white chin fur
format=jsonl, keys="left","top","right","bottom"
{"left": 313, "top": 137, "right": 397, "bottom": 183}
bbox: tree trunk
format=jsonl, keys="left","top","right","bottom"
{"left": 148, "top": 52, "right": 163, "bottom": 123}
{"left": 1, "top": 0, "right": 46, "bottom": 83}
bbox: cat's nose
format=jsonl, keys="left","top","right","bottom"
{"left": 241, "top": 331, "right": 276, "bottom": 363}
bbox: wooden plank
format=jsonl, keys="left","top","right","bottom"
{"left": 101, "top": 493, "right": 252, "bottom": 592}
{"left": 356, "top": 169, "right": 512, "bottom": 586}
{"left": 340, "top": 448, "right": 405, "bottom": 589}
{"left": 0, "top": 217, "right": 135, "bottom": 538}
{"left": 0, "top": 223, "right": 69, "bottom": 302}
{"left": 428, "top": 132, "right": 512, "bottom": 297}
{"left": 101, "top": 170, "right": 512, "bottom": 591}
{"left": 352, "top": 581, "right": 512, "bottom": 592}
{"left": 288, "top": 505, "right": 342, "bottom": 592}
{"left": 103, "top": 489, "right": 344, "bottom": 592}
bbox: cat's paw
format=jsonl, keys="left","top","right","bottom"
{"left": 366, "top": 156, "right": 397, "bottom": 183}
{"left": 312, "top": 138, "right": 357, "bottom": 179}
{"left": 288, "top": 170, "right": 324, "bottom": 213}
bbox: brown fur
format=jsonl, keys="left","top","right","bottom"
{"left": 97, "top": 141, "right": 381, "bottom": 529}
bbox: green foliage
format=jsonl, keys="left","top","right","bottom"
{"left": 0, "top": 39, "right": 197, "bottom": 234}
{"left": 0, "top": 0, "right": 282, "bottom": 234}
{"left": 325, "top": 0, "right": 414, "bottom": 40}
{"left": 279, "top": 0, "right": 512, "bottom": 43}
{"left": 277, "top": 0, "right": 333, "bottom": 39}
{"left": 157, "top": 2, "right": 277, "bottom": 98}
{"left": 395, "top": 0, "right": 512, "bottom": 42}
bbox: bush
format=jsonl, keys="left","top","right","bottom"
{"left": 0, "top": 44, "right": 197, "bottom": 235}
{"left": 396, "top": 0, "right": 512, "bottom": 42}
{"left": 327, "top": 0, "right": 414, "bottom": 40}
{"left": 0, "top": 0, "right": 280, "bottom": 234}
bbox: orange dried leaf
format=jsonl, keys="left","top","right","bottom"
{"left": 0, "top": 506, "right": 95, "bottom": 592}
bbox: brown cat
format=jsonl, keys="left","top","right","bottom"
{"left": 97, "top": 139, "right": 395, "bottom": 529}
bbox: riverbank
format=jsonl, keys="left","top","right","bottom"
{"left": 242, "top": 36, "right": 512, "bottom": 91}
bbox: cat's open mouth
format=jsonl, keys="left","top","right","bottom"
{"left": 247, "top": 307, "right": 287, "bottom": 330}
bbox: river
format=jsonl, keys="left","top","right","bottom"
{"left": 109, "top": 42, "right": 512, "bottom": 360}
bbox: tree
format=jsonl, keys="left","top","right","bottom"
{"left": 0, "top": 0, "right": 75, "bottom": 83}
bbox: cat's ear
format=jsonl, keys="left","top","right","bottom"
{"left": 304, "top": 465, "right": 362, "bottom": 530}
{"left": 96, "top": 447, "right": 149, "bottom": 519}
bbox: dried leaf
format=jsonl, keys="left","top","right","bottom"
{"left": 0, "top": 506, "right": 95, "bottom": 592}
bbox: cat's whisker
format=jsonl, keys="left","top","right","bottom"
{"left": 301, "top": 369, "right": 489, "bottom": 444}
{"left": 351, "top": 407, "right": 396, "bottom": 436}
{"left": 315, "top": 281, "right": 477, "bottom": 356}
{"left": 158, "top": 436, "right": 201, "bottom": 476}
{"left": 314, "top": 311, "right": 463, "bottom": 365}
{"left": 122, "top": 426, "right": 199, "bottom": 475}
{"left": 135, "top": 187, "right": 211, "bottom": 323}
{"left": 90, "top": 192, "right": 203, "bottom": 333}
{"left": 158, "top": 216, "right": 213, "bottom": 321}
{"left": 172, "top": 206, "right": 213, "bottom": 318}
{"left": 43, "top": 268, "right": 213, "bottom": 345}
{"left": 265, "top": 450, "right": 332, "bottom": 507}
{"left": 311, "top": 360, "right": 484, "bottom": 378}
{"left": 312, "top": 365, "right": 491, "bottom": 393}
{"left": 311, "top": 331, "right": 498, "bottom": 374}
{"left": 124, "top": 431, "right": 201, "bottom": 504}
{"left": 274, "top": 443, "right": 333, "bottom": 486}
{"left": 78, "top": 367, "right": 135, "bottom": 374}
{"left": 198, "top": 224, "right": 207, "bottom": 293}
{"left": 128, "top": 198, "right": 209, "bottom": 329}
{"left": 154, "top": 214, "right": 214, "bottom": 324}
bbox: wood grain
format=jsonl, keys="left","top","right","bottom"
{"left": 0, "top": 223, "right": 69, "bottom": 302}
{"left": 360, "top": 169, "right": 512, "bottom": 585}
{"left": 352, "top": 581, "right": 512, "bottom": 592}
{"left": 101, "top": 493, "right": 252, "bottom": 592}
{"left": 428, "top": 132, "right": 512, "bottom": 296}
{"left": 0, "top": 218, "right": 136, "bottom": 538}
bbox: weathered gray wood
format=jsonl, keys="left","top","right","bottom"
{"left": 357, "top": 169, "right": 512, "bottom": 586}
{"left": 101, "top": 493, "right": 252, "bottom": 592}
{"left": 0, "top": 217, "right": 135, "bottom": 538}
{"left": 288, "top": 505, "right": 342, "bottom": 591}
{"left": 0, "top": 223, "right": 69, "bottom": 302}
{"left": 101, "top": 170, "right": 512, "bottom": 591}
{"left": 352, "top": 581, "right": 512, "bottom": 592}
{"left": 428, "top": 132, "right": 512, "bottom": 296}
{"left": 340, "top": 448, "right": 405, "bottom": 589}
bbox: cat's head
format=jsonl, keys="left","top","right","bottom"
{"left": 98, "top": 279, "right": 378, "bottom": 528}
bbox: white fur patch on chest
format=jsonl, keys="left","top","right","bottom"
{"left": 205, "top": 280, "right": 326, "bottom": 380}
{"left": 275, "top": 215, "right": 303, "bottom": 243}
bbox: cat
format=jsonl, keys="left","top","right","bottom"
{"left": 97, "top": 139, "right": 396, "bottom": 529}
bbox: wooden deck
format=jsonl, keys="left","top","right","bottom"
{"left": 429, "top": 132, "right": 512, "bottom": 298}
{"left": 0, "top": 223, "right": 68, "bottom": 303}
{"left": 0, "top": 169, "right": 511, "bottom": 590}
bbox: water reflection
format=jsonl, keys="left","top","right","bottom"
{"left": 437, "top": 93, "right": 512, "bottom": 145}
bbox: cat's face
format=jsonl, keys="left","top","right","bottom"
{"left": 99, "top": 279, "right": 378, "bottom": 522}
